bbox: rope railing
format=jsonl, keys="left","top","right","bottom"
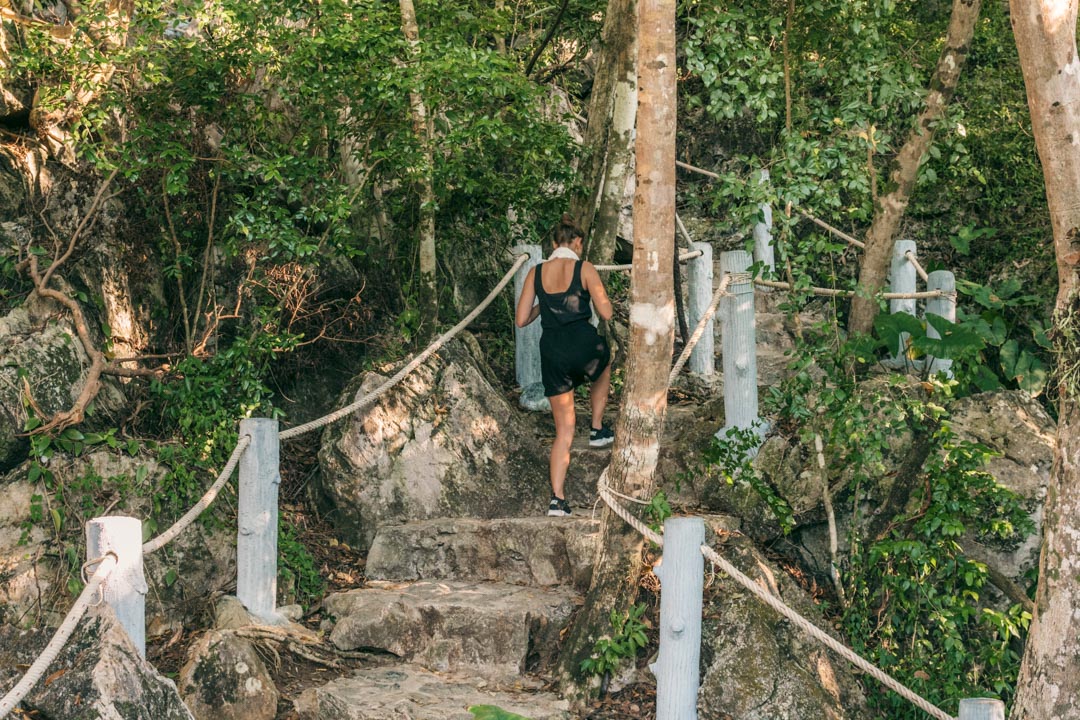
{"left": 0, "top": 553, "right": 119, "bottom": 719}
{"left": 595, "top": 249, "right": 702, "bottom": 272}
{"left": 753, "top": 277, "right": 954, "bottom": 300}
{"left": 142, "top": 434, "right": 252, "bottom": 554}
{"left": 279, "top": 253, "right": 530, "bottom": 440}
{"left": 905, "top": 250, "right": 930, "bottom": 282}
{"left": 674, "top": 160, "right": 867, "bottom": 250}
{"left": 595, "top": 478, "right": 956, "bottom": 720}
{"left": 669, "top": 272, "right": 733, "bottom": 382}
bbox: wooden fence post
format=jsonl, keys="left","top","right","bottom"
{"left": 885, "top": 239, "right": 918, "bottom": 367}
{"left": 512, "top": 244, "right": 545, "bottom": 409}
{"left": 925, "top": 270, "right": 957, "bottom": 379}
{"left": 652, "top": 516, "right": 705, "bottom": 720}
{"left": 958, "top": 698, "right": 1006, "bottom": 720}
{"left": 717, "top": 250, "right": 766, "bottom": 449}
{"left": 752, "top": 169, "right": 774, "bottom": 278}
{"left": 686, "top": 241, "right": 715, "bottom": 375}
{"left": 86, "top": 516, "right": 146, "bottom": 656}
{"left": 237, "top": 418, "right": 281, "bottom": 622}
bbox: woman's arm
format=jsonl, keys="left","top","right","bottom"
{"left": 582, "top": 262, "right": 613, "bottom": 321}
{"left": 515, "top": 267, "right": 540, "bottom": 327}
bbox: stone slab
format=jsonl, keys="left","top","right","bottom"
{"left": 294, "top": 664, "right": 571, "bottom": 720}
{"left": 325, "top": 580, "right": 577, "bottom": 679}
{"left": 366, "top": 517, "right": 599, "bottom": 592}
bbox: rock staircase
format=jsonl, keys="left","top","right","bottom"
{"left": 296, "top": 517, "right": 601, "bottom": 720}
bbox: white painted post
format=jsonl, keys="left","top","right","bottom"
{"left": 752, "top": 169, "right": 775, "bottom": 278}
{"left": 958, "top": 698, "right": 1006, "bottom": 720}
{"left": 512, "top": 243, "right": 546, "bottom": 410}
{"left": 86, "top": 516, "right": 147, "bottom": 657}
{"left": 237, "top": 418, "right": 281, "bottom": 623}
{"left": 717, "top": 250, "right": 767, "bottom": 448}
{"left": 925, "top": 270, "right": 957, "bottom": 379}
{"left": 652, "top": 517, "right": 705, "bottom": 720}
{"left": 686, "top": 241, "right": 715, "bottom": 375}
{"left": 885, "top": 239, "right": 918, "bottom": 367}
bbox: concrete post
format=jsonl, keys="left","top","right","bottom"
{"left": 686, "top": 241, "right": 715, "bottom": 375}
{"left": 925, "top": 270, "right": 957, "bottom": 379}
{"left": 717, "top": 251, "right": 766, "bottom": 448}
{"left": 958, "top": 698, "right": 1006, "bottom": 720}
{"left": 752, "top": 169, "right": 775, "bottom": 278}
{"left": 237, "top": 418, "right": 281, "bottom": 622}
{"left": 512, "top": 244, "right": 546, "bottom": 410}
{"left": 652, "top": 517, "right": 705, "bottom": 720}
{"left": 886, "top": 239, "right": 918, "bottom": 367}
{"left": 87, "top": 516, "right": 147, "bottom": 656}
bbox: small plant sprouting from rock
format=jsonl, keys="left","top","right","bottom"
{"left": 579, "top": 603, "right": 650, "bottom": 684}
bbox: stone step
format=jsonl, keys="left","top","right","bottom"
{"left": 294, "top": 663, "right": 572, "bottom": 720}
{"left": 367, "top": 517, "right": 599, "bottom": 592}
{"left": 325, "top": 580, "right": 577, "bottom": 679}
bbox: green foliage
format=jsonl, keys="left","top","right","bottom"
{"left": 703, "top": 425, "right": 794, "bottom": 534}
{"left": 843, "top": 434, "right": 1034, "bottom": 717}
{"left": 646, "top": 490, "right": 673, "bottom": 532}
{"left": 580, "top": 603, "right": 650, "bottom": 679}
{"left": 468, "top": 706, "right": 532, "bottom": 720}
{"left": 278, "top": 519, "right": 325, "bottom": 610}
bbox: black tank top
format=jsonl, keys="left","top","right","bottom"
{"left": 535, "top": 260, "right": 592, "bottom": 329}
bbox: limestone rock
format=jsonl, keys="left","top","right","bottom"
{"left": 699, "top": 536, "right": 872, "bottom": 720}
{"left": 318, "top": 339, "right": 550, "bottom": 552}
{"left": 0, "top": 607, "right": 194, "bottom": 720}
{"left": 325, "top": 580, "right": 576, "bottom": 679}
{"left": 0, "top": 474, "right": 54, "bottom": 626}
{"left": 366, "top": 516, "right": 598, "bottom": 591}
{"left": 294, "top": 664, "right": 572, "bottom": 720}
{"left": 0, "top": 299, "right": 127, "bottom": 471}
{"left": 178, "top": 629, "right": 278, "bottom": 720}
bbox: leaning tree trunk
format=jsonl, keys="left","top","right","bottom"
{"left": 399, "top": 0, "right": 438, "bottom": 334}
{"left": 571, "top": 0, "right": 636, "bottom": 261}
{"left": 847, "top": 0, "right": 980, "bottom": 337}
{"left": 556, "top": 0, "right": 674, "bottom": 703}
{"left": 1009, "top": 1, "right": 1080, "bottom": 717}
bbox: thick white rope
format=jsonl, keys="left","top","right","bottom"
{"left": 0, "top": 554, "right": 119, "bottom": 719}
{"left": 142, "top": 434, "right": 251, "bottom": 554}
{"left": 279, "top": 254, "right": 530, "bottom": 440}
{"left": 595, "top": 249, "right": 702, "bottom": 272}
{"left": 595, "top": 480, "right": 955, "bottom": 720}
{"left": 669, "top": 272, "right": 732, "bottom": 382}
{"left": 699, "top": 545, "right": 955, "bottom": 720}
{"left": 754, "top": 278, "right": 954, "bottom": 300}
{"left": 905, "top": 250, "right": 930, "bottom": 282}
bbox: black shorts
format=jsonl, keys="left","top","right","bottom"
{"left": 540, "top": 321, "right": 611, "bottom": 397}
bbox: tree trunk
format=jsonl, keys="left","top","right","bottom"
{"left": 1009, "top": 1, "right": 1080, "bottom": 717}
{"left": 399, "top": 0, "right": 438, "bottom": 334}
{"left": 847, "top": 0, "right": 980, "bottom": 336}
{"left": 571, "top": 0, "right": 636, "bottom": 261}
{"left": 556, "top": 0, "right": 674, "bottom": 702}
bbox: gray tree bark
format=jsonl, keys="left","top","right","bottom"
{"left": 1009, "top": 1, "right": 1080, "bottom": 717}
{"left": 572, "top": 0, "right": 636, "bottom": 266}
{"left": 399, "top": 0, "right": 438, "bottom": 334}
{"left": 847, "top": 0, "right": 980, "bottom": 337}
{"left": 556, "top": 0, "right": 674, "bottom": 703}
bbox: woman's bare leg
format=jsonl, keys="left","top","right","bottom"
{"left": 589, "top": 364, "right": 611, "bottom": 430}
{"left": 549, "top": 391, "right": 576, "bottom": 499}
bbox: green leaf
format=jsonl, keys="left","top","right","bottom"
{"left": 874, "top": 312, "right": 925, "bottom": 355}
{"left": 468, "top": 706, "right": 532, "bottom": 720}
{"left": 136, "top": 465, "right": 149, "bottom": 484}
{"left": 164, "top": 568, "right": 179, "bottom": 587}
{"left": 50, "top": 508, "right": 63, "bottom": 535}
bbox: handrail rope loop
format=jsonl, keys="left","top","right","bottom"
{"left": 142, "top": 434, "right": 252, "bottom": 555}
{"left": 0, "top": 553, "right": 119, "bottom": 719}
{"left": 753, "top": 278, "right": 954, "bottom": 301}
{"left": 904, "top": 250, "right": 930, "bottom": 282}
{"left": 278, "top": 254, "right": 531, "bottom": 440}
{"left": 596, "top": 480, "right": 956, "bottom": 720}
